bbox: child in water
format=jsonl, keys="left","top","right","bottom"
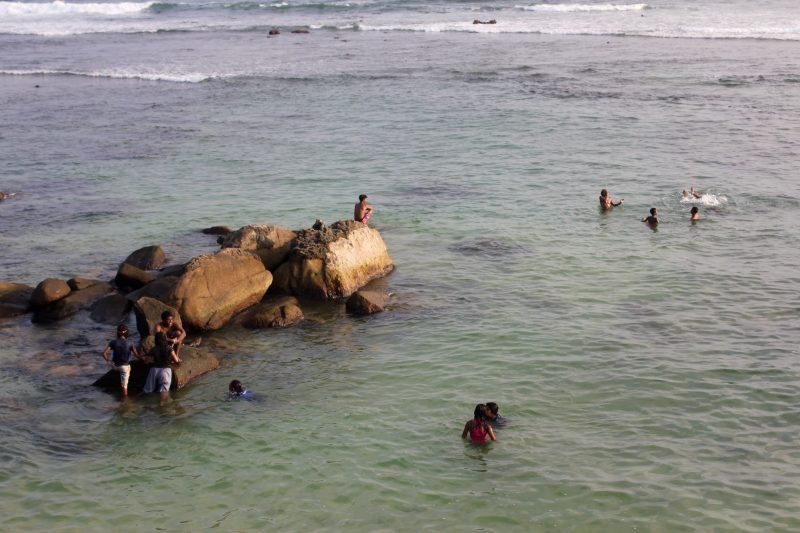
{"left": 228, "top": 380, "right": 253, "bottom": 400}
{"left": 462, "top": 404, "right": 496, "bottom": 444}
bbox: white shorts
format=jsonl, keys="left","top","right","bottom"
{"left": 144, "top": 367, "right": 172, "bottom": 394}
{"left": 113, "top": 364, "right": 131, "bottom": 389}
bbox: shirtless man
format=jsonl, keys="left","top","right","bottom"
{"left": 682, "top": 187, "right": 702, "bottom": 199}
{"left": 354, "top": 194, "right": 373, "bottom": 225}
{"left": 599, "top": 189, "right": 624, "bottom": 210}
{"left": 154, "top": 311, "right": 186, "bottom": 356}
{"left": 642, "top": 207, "right": 659, "bottom": 226}
{"left": 690, "top": 206, "right": 700, "bottom": 221}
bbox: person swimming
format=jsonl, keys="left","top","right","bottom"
{"left": 599, "top": 189, "right": 624, "bottom": 210}
{"left": 461, "top": 404, "right": 496, "bottom": 444}
{"left": 690, "top": 206, "right": 700, "bottom": 221}
{"left": 485, "top": 402, "right": 507, "bottom": 427}
{"left": 228, "top": 379, "right": 253, "bottom": 400}
{"left": 642, "top": 207, "right": 659, "bottom": 226}
{"left": 682, "top": 187, "right": 702, "bottom": 199}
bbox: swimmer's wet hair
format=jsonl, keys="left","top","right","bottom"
{"left": 229, "top": 380, "right": 243, "bottom": 393}
{"left": 359, "top": 194, "right": 368, "bottom": 201}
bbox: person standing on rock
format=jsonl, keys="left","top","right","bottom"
{"left": 144, "top": 332, "right": 181, "bottom": 401}
{"left": 101, "top": 324, "right": 143, "bottom": 399}
{"left": 155, "top": 311, "right": 186, "bottom": 357}
{"left": 354, "top": 194, "right": 374, "bottom": 225}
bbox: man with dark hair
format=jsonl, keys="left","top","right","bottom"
{"left": 599, "top": 189, "right": 623, "bottom": 210}
{"left": 143, "top": 332, "right": 181, "bottom": 401}
{"left": 101, "top": 324, "right": 142, "bottom": 398}
{"left": 642, "top": 207, "right": 659, "bottom": 226}
{"left": 354, "top": 194, "right": 374, "bottom": 225}
{"left": 154, "top": 310, "right": 186, "bottom": 356}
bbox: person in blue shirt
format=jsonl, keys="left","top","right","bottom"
{"left": 485, "top": 402, "right": 508, "bottom": 427}
{"left": 101, "top": 325, "right": 143, "bottom": 399}
{"left": 228, "top": 380, "right": 253, "bottom": 400}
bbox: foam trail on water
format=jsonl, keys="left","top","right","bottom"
{"left": 680, "top": 194, "right": 727, "bottom": 207}
{"left": 0, "top": 1, "right": 154, "bottom": 17}
{"left": 0, "top": 68, "right": 215, "bottom": 83}
{"left": 515, "top": 3, "right": 649, "bottom": 12}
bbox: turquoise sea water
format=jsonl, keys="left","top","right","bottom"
{"left": 2, "top": 1, "right": 800, "bottom": 530}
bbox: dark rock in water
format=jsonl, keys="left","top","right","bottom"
{"left": 242, "top": 296, "right": 304, "bottom": 329}
{"left": 166, "top": 249, "right": 272, "bottom": 331}
{"left": 126, "top": 276, "right": 177, "bottom": 303}
{"left": 30, "top": 278, "right": 71, "bottom": 308}
{"left": 115, "top": 262, "right": 156, "bottom": 291}
{"left": 473, "top": 19, "right": 497, "bottom": 24}
{"left": 123, "top": 245, "right": 166, "bottom": 271}
{"left": 219, "top": 224, "right": 296, "bottom": 271}
{"left": 312, "top": 219, "right": 326, "bottom": 230}
{"left": 269, "top": 28, "right": 280, "bottom": 35}
{"left": 90, "top": 293, "right": 132, "bottom": 324}
{"left": 67, "top": 277, "right": 104, "bottom": 291}
{"left": 202, "top": 226, "right": 233, "bottom": 235}
{"left": 0, "top": 282, "right": 34, "bottom": 318}
{"left": 133, "top": 296, "right": 182, "bottom": 340}
{"left": 32, "top": 282, "right": 113, "bottom": 323}
{"left": 157, "top": 263, "right": 186, "bottom": 279}
{"left": 346, "top": 290, "right": 387, "bottom": 315}
{"left": 271, "top": 220, "right": 394, "bottom": 300}
{"left": 93, "top": 345, "right": 219, "bottom": 394}
{"left": 291, "top": 28, "right": 310, "bottom": 34}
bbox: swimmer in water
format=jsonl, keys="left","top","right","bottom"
{"left": 599, "top": 189, "right": 624, "bottom": 210}
{"left": 462, "top": 404, "right": 496, "bottom": 444}
{"left": 642, "top": 207, "right": 659, "bottom": 226}
{"left": 682, "top": 187, "right": 701, "bottom": 199}
{"left": 690, "top": 206, "right": 700, "bottom": 221}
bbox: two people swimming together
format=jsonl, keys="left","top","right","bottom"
{"left": 462, "top": 402, "right": 506, "bottom": 445}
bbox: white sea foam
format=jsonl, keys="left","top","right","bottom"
{"left": 0, "top": 68, "right": 214, "bottom": 83}
{"left": 0, "top": 1, "right": 154, "bottom": 18}
{"left": 516, "top": 3, "right": 649, "bottom": 12}
{"left": 680, "top": 194, "right": 727, "bottom": 207}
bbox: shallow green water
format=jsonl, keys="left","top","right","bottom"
{"left": 1, "top": 29, "right": 800, "bottom": 531}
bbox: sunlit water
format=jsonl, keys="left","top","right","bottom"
{"left": 1, "top": 1, "right": 800, "bottom": 530}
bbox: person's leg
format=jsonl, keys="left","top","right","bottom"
{"left": 143, "top": 368, "right": 157, "bottom": 394}
{"left": 117, "top": 365, "right": 131, "bottom": 399}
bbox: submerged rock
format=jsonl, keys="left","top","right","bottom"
{"left": 32, "top": 282, "right": 113, "bottom": 323}
{"left": 30, "top": 278, "right": 71, "bottom": 308}
{"left": 202, "top": 226, "right": 232, "bottom": 235}
{"left": 0, "top": 282, "right": 34, "bottom": 318}
{"left": 220, "top": 224, "right": 296, "bottom": 271}
{"left": 242, "top": 296, "right": 304, "bottom": 329}
{"left": 123, "top": 245, "right": 166, "bottom": 271}
{"left": 93, "top": 345, "right": 219, "bottom": 394}
{"left": 272, "top": 220, "right": 393, "bottom": 300}
{"left": 167, "top": 248, "right": 272, "bottom": 331}
{"left": 346, "top": 290, "right": 387, "bottom": 315}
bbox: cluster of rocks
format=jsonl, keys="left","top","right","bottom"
{"left": 0, "top": 220, "right": 395, "bottom": 395}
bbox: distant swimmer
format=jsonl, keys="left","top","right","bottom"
{"left": 228, "top": 379, "right": 254, "bottom": 400}
{"left": 642, "top": 207, "right": 659, "bottom": 226}
{"left": 462, "top": 404, "right": 496, "bottom": 444}
{"left": 473, "top": 19, "right": 497, "bottom": 24}
{"left": 599, "top": 189, "right": 624, "bottom": 210}
{"left": 354, "top": 194, "right": 373, "bottom": 225}
{"left": 0, "top": 192, "right": 16, "bottom": 201}
{"left": 682, "top": 187, "right": 701, "bottom": 199}
{"left": 690, "top": 206, "right": 700, "bottom": 221}
{"left": 0, "top": 192, "right": 5, "bottom": 201}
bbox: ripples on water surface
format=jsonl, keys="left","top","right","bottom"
{"left": 1, "top": 4, "right": 800, "bottom": 530}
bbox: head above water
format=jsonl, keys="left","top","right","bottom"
{"left": 600, "top": 189, "right": 608, "bottom": 197}
{"left": 485, "top": 402, "right": 499, "bottom": 418}
{"left": 691, "top": 206, "right": 699, "bottom": 214}
{"left": 116, "top": 324, "right": 128, "bottom": 338}
{"left": 650, "top": 207, "right": 657, "bottom": 215}
{"left": 474, "top": 403, "right": 487, "bottom": 420}
{"left": 358, "top": 194, "right": 368, "bottom": 202}
{"left": 229, "top": 380, "right": 243, "bottom": 394}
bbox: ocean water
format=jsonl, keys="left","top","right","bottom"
{"left": 2, "top": 0, "right": 800, "bottom": 531}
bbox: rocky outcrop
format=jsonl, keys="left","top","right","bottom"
{"left": 346, "top": 290, "right": 387, "bottom": 315}
{"left": 166, "top": 248, "right": 272, "bottom": 331}
{"left": 115, "top": 263, "right": 156, "bottom": 291}
{"left": 241, "top": 296, "right": 304, "bottom": 329}
{"left": 30, "top": 278, "right": 71, "bottom": 308}
{"left": 0, "top": 282, "right": 33, "bottom": 318}
{"left": 32, "top": 282, "right": 113, "bottom": 323}
{"left": 89, "top": 293, "right": 132, "bottom": 324}
{"left": 220, "top": 224, "right": 296, "bottom": 271}
{"left": 272, "top": 220, "right": 393, "bottom": 300}
{"left": 126, "top": 276, "right": 178, "bottom": 303}
{"left": 202, "top": 226, "right": 232, "bottom": 235}
{"left": 93, "top": 345, "right": 219, "bottom": 394}
{"left": 67, "top": 277, "right": 104, "bottom": 291}
{"left": 123, "top": 245, "right": 166, "bottom": 271}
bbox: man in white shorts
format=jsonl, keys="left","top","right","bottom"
{"left": 101, "top": 325, "right": 143, "bottom": 399}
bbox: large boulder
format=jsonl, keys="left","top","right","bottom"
{"left": 123, "top": 245, "right": 166, "bottom": 271}
{"left": 133, "top": 297, "right": 182, "bottom": 340}
{"left": 126, "top": 276, "right": 178, "bottom": 303}
{"left": 346, "top": 290, "right": 387, "bottom": 315}
{"left": 272, "top": 220, "right": 393, "bottom": 300}
{"left": 90, "top": 293, "right": 132, "bottom": 324}
{"left": 220, "top": 224, "right": 296, "bottom": 271}
{"left": 32, "top": 282, "right": 113, "bottom": 323}
{"left": 93, "top": 345, "right": 219, "bottom": 394}
{"left": 115, "top": 262, "right": 156, "bottom": 291}
{"left": 166, "top": 248, "right": 272, "bottom": 331}
{"left": 0, "top": 282, "right": 33, "bottom": 318}
{"left": 30, "top": 278, "right": 71, "bottom": 308}
{"left": 241, "top": 296, "right": 304, "bottom": 329}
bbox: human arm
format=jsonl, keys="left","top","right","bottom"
{"left": 131, "top": 344, "right": 144, "bottom": 361}
{"left": 170, "top": 348, "right": 181, "bottom": 365}
{"left": 101, "top": 345, "right": 113, "bottom": 366}
{"left": 613, "top": 198, "right": 624, "bottom": 206}
{"left": 487, "top": 425, "right": 497, "bottom": 442}
{"left": 462, "top": 421, "right": 470, "bottom": 439}
{"left": 173, "top": 324, "right": 186, "bottom": 343}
